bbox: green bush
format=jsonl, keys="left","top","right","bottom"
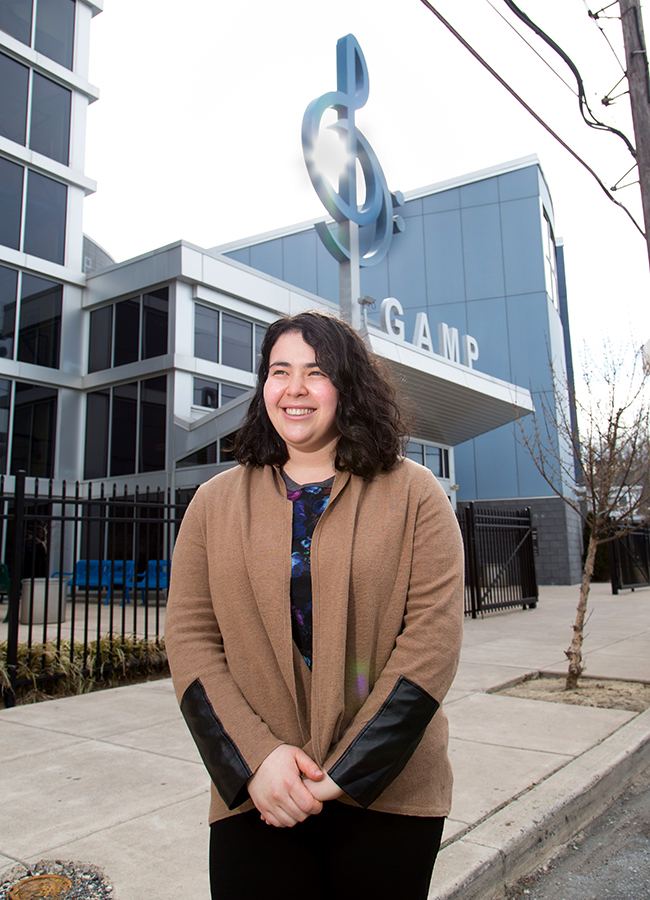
{"left": 0, "top": 634, "right": 168, "bottom": 705}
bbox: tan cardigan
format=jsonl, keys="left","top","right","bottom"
{"left": 165, "top": 458, "right": 464, "bottom": 824}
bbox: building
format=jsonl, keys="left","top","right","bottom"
{"left": 217, "top": 157, "right": 583, "bottom": 583}
{"left": 0, "top": 0, "right": 100, "bottom": 483}
{"left": 0, "top": 5, "right": 580, "bottom": 583}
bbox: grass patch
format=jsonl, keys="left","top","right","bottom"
{"left": 0, "top": 634, "right": 168, "bottom": 705}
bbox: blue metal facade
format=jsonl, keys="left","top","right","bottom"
{"left": 224, "top": 160, "right": 571, "bottom": 504}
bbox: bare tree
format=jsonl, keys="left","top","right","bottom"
{"left": 519, "top": 343, "right": 650, "bottom": 689}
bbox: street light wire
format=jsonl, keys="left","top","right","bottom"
{"left": 503, "top": 0, "right": 636, "bottom": 156}
{"left": 417, "top": 0, "right": 646, "bottom": 238}
{"left": 484, "top": 0, "right": 578, "bottom": 96}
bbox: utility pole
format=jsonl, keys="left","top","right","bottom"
{"left": 619, "top": 0, "right": 650, "bottom": 270}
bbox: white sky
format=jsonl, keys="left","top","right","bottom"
{"left": 83, "top": 0, "right": 650, "bottom": 355}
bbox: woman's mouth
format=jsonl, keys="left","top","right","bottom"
{"left": 283, "top": 408, "right": 315, "bottom": 417}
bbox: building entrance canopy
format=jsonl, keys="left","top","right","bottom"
{"left": 366, "top": 328, "right": 534, "bottom": 446}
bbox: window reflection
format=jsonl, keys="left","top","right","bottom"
{"left": 0, "top": 265, "right": 17, "bottom": 361}
{"left": 0, "top": 157, "right": 24, "bottom": 251}
{"left": 34, "top": 0, "right": 75, "bottom": 70}
{"left": 24, "top": 170, "right": 67, "bottom": 264}
{"left": 30, "top": 72, "right": 71, "bottom": 164}
{"left": 0, "top": 52, "right": 28, "bottom": 145}
{"left": 18, "top": 273, "right": 62, "bottom": 368}
{"left": 85, "top": 377, "right": 168, "bottom": 478}
{"left": 0, "top": 0, "right": 33, "bottom": 46}
{"left": 11, "top": 381, "right": 57, "bottom": 478}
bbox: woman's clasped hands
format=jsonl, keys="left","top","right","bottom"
{"left": 247, "top": 744, "right": 344, "bottom": 828}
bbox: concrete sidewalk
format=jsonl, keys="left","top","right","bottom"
{"left": 1, "top": 583, "right": 649, "bottom": 900}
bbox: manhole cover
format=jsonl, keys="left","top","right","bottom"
{"left": 8, "top": 875, "right": 72, "bottom": 900}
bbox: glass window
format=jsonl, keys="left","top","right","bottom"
{"left": 222, "top": 313, "right": 252, "bottom": 371}
{"left": 34, "top": 0, "right": 75, "bottom": 70}
{"left": 0, "top": 378, "right": 10, "bottom": 474}
{"left": 141, "top": 287, "right": 168, "bottom": 359}
{"left": 88, "top": 306, "right": 113, "bottom": 373}
{"left": 193, "top": 377, "right": 219, "bottom": 409}
{"left": 254, "top": 323, "right": 266, "bottom": 371}
{"left": 425, "top": 445, "right": 442, "bottom": 477}
{"left": 0, "top": 265, "right": 17, "bottom": 361}
{"left": 195, "top": 304, "right": 219, "bottom": 362}
{"left": 177, "top": 442, "right": 217, "bottom": 469}
{"left": 139, "top": 376, "right": 166, "bottom": 472}
{"left": 30, "top": 72, "right": 71, "bottom": 164}
{"left": 110, "top": 382, "right": 137, "bottom": 476}
{"left": 0, "top": 157, "right": 24, "bottom": 251}
{"left": 220, "top": 383, "right": 247, "bottom": 405}
{"left": 23, "top": 170, "right": 67, "bottom": 264}
{"left": 0, "top": 52, "right": 28, "bottom": 145}
{"left": 405, "top": 441, "right": 424, "bottom": 465}
{"left": 18, "top": 273, "right": 61, "bottom": 368}
{"left": 0, "top": 0, "right": 32, "bottom": 45}
{"left": 114, "top": 298, "right": 140, "bottom": 367}
{"left": 11, "top": 381, "right": 57, "bottom": 478}
{"left": 84, "top": 389, "right": 109, "bottom": 479}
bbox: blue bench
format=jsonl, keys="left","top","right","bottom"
{"left": 102, "top": 560, "right": 136, "bottom": 604}
{"left": 135, "top": 560, "right": 170, "bottom": 604}
{"left": 53, "top": 560, "right": 136, "bottom": 604}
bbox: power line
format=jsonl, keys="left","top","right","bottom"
{"left": 484, "top": 0, "right": 578, "bottom": 96}
{"left": 587, "top": 4, "right": 628, "bottom": 73}
{"left": 417, "top": 0, "right": 646, "bottom": 238}
{"left": 503, "top": 0, "right": 636, "bottom": 156}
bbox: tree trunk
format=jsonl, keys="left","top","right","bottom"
{"left": 565, "top": 532, "right": 598, "bottom": 690}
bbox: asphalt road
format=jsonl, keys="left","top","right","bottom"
{"left": 505, "top": 763, "right": 650, "bottom": 900}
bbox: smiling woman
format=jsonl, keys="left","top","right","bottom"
{"left": 165, "top": 311, "right": 465, "bottom": 900}
{"left": 262, "top": 330, "right": 340, "bottom": 482}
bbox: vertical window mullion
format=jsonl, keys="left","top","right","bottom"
{"left": 30, "top": 0, "right": 37, "bottom": 46}
{"left": 5, "top": 380, "right": 15, "bottom": 478}
{"left": 13, "top": 272, "right": 22, "bottom": 362}
{"left": 25, "top": 68, "right": 34, "bottom": 150}
{"left": 107, "top": 387, "right": 114, "bottom": 477}
{"left": 135, "top": 380, "right": 141, "bottom": 473}
{"left": 138, "top": 295, "right": 143, "bottom": 362}
{"left": 18, "top": 167, "right": 28, "bottom": 254}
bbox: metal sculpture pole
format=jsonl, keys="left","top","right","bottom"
{"left": 302, "top": 34, "right": 404, "bottom": 329}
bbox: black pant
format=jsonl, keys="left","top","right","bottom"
{"left": 209, "top": 802, "right": 445, "bottom": 900}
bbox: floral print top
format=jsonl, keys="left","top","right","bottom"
{"left": 281, "top": 471, "right": 335, "bottom": 669}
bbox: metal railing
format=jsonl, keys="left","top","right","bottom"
{"left": 2, "top": 479, "right": 542, "bottom": 704}
{"left": 608, "top": 523, "right": 650, "bottom": 594}
{"left": 1, "top": 471, "right": 197, "bottom": 707}
{"left": 458, "top": 503, "right": 538, "bottom": 618}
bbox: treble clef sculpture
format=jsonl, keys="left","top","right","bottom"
{"left": 302, "top": 34, "right": 404, "bottom": 267}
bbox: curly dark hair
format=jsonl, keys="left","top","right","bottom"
{"left": 233, "top": 311, "right": 411, "bottom": 480}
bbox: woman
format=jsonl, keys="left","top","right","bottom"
{"left": 165, "top": 311, "right": 464, "bottom": 900}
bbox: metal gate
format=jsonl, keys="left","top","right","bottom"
{"left": 608, "top": 524, "right": 650, "bottom": 594}
{"left": 458, "top": 503, "right": 538, "bottom": 618}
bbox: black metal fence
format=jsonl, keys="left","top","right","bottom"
{"left": 458, "top": 503, "right": 538, "bottom": 618}
{"left": 1, "top": 477, "right": 540, "bottom": 705}
{"left": 608, "top": 524, "right": 650, "bottom": 594}
{"left": 1, "top": 471, "right": 196, "bottom": 707}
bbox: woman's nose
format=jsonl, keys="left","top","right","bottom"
{"left": 286, "top": 372, "right": 308, "bottom": 395}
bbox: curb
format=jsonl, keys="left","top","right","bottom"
{"left": 429, "top": 706, "right": 650, "bottom": 900}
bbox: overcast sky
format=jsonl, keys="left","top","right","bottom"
{"left": 82, "top": 0, "right": 650, "bottom": 356}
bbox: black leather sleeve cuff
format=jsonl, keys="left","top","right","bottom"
{"left": 328, "top": 675, "right": 439, "bottom": 808}
{"left": 180, "top": 678, "right": 252, "bottom": 810}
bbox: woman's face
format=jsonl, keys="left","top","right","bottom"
{"left": 263, "top": 330, "right": 340, "bottom": 460}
